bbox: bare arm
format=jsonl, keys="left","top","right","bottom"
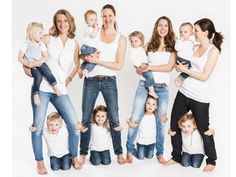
{"left": 18, "top": 51, "right": 30, "bottom": 67}
{"left": 88, "top": 35, "right": 127, "bottom": 70}
{"left": 176, "top": 47, "right": 219, "bottom": 81}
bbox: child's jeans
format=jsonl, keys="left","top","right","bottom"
{"left": 142, "top": 71, "right": 155, "bottom": 87}
{"left": 81, "top": 44, "right": 97, "bottom": 55}
{"left": 31, "top": 63, "right": 57, "bottom": 95}
{"left": 176, "top": 56, "right": 191, "bottom": 80}
{"left": 90, "top": 150, "right": 111, "bottom": 166}
{"left": 80, "top": 61, "right": 96, "bottom": 73}
{"left": 132, "top": 143, "right": 155, "bottom": 160}
{"left": 181, "top": 152, "right": 204, "bottom": 168}
{"left": 50, "top": 154, "right": 71, "bottom": 171}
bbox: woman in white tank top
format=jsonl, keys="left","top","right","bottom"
{"left": 78, "top": 4, "right": 127, "bottom": 165}
{"left": 23, "top": 9, "right": 81, "bottom": 174}
{"left": 166, "top": 18, "right": 224, "bottom": 172}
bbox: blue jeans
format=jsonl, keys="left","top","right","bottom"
{"left": 133, "top": 143, "right": 155, "bottom": 160}
{"left": 126, "top": 80, "right": 169, "bottom": 156}
{"left": 31, "top": 63, "right": 57, "bottom": 95}
{"left": 176, "top": 56, "right": 191, "bottom": 79}
{"left": 80, "top": 76, "right": 123, "bottom": 155}
{"left": 81, "top": 44, "right": 97, "bottom": 55}
{"left": 80, "top": 61, "right": 96, "bottom": 73}
{"left": 50, "top": 154, "right": 71, "bottom": 171}
{"left": 90, "top": 150, "right": 111, "bottom": 165}
{"left": 181, "top": 152, "right": 204, "bottom": 168}
{"left": 142, "top": 71, "right": 155, "bottom": 87}
{"left": 31, "top": 90, "right": 79, "bottom": 161}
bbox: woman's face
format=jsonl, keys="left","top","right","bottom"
{"left": 157, "top": 19, "right": 169, "bottom": 38}
{"left": 101, "top": 8, "right": 116, "bottom": 28}
{"left": 56, "top": 14, "right": 70, "bottom": 34}
{"left": 194, "top": 24, "right": 207, "bottom": 42}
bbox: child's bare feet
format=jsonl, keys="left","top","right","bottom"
{"left": 203, "top": 164, "right": 215, "bottom": 172}
{"left": 34, "top": 94, "right": 41, "bottom": 106}
{"left": 204, "top": 128, "right": 215, "bottom": 136}
{"left": 29, "top": 125, "right": 37, "bottom": 132}
{"left": 168, "top": 129, "right": 176, "bottom": 136}
{"left": 174, "top": 77, "right": 183, "bottom": 87}
{"left": 148, "top": 86, "right": 158, "bottom": 98}
{"left": 126, "top": 153, "right": 133, "bottom": 163}
{"left": 126, "top": 118, "right": 138, "bottom": 128}
{"left": 164, "top": 158, "right": 178, "bottom": 166}
{"left": 117, "top": 154, "right": 126, "bottom": 164}
{"left": 72, "top": 157, "right": 82, "bottom": 170}
{"left": 114, "top": 124, "right": 123, "bottom": 131}
{"left": 82, "top": 69, "right": 89, "bottom": 77}
{"left": 74, "top": 123, "right": 88, "bottom": 133}
{"left": 156, "top": 155, "right": 167, "bottom": 164}
{"left": 78, "top": 69, "right": 83, "bottom": 79}
{"left": 78, "top": 155, "right": 86, "bottom": 166}
{"left": 37, "top": 160, "right": 48, "bottom": 175}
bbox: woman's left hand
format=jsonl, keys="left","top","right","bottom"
{"left": 175, "top": 61, "right": 189, "bottom": 73}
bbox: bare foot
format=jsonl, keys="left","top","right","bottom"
{"left": 114, "top": 124, "right": 123, "bottom": 131}
{"left": 29, "top": 125, "right": 37, "bottom": 132}
{"left": 74, "top": 123, "right": 88, "bottom": 133}
{"left": 148, "top": 86, "right": 158, "bottom": 99}
{"left": 78, "top": 155, "right": 86, "bottom": 166}
{"left": 174, "top": 77, "right": 182, "bottom": 87}
{"left": 203, "top": 164, "right": 215, "bottom": 172}
{"left": 78, "top": 69, "right": 83, "bottom": 79}
{"left": 156, "top": 155, "right": 167, "bottom": 164}
{"left": 117, "top": 154, "right": 126, "bottom": 164}
{"left": 126, "top": 153, "right": 133, "bottom": 163}
{"left": 168, "top": 129, "right": 176, "bottom": 136}
{"left": 126, "top": 118, "right": 138, "bottom": 128}
{"left": 164, "top": 159, "right": 178, "bottom": 166}
{"left": 204, "top": 128, "right": 215, "bottom": 136}
{"left": 34, "top": 94, "right": 41, "bottom": 106}
{"left": 37, "top": 160, "right": 48, "bottom": 175}
{"left": 72, "top": 157, "right": 82, "bottom": 170}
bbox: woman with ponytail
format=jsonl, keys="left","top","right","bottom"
{"left": 165, "top": 18, "right": 223, "bottom": 172}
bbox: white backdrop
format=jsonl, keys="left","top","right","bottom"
{"left": 12, "top": 0, "right": 230, "bottom": 177}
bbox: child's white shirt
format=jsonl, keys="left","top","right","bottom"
{"left": 43, "top": 125, "right": 69, "bottom": 158}
{"left": 130, "top": 47, "right": 148, "bottom": 67}
{"left": 175, "top": 35, "right": 196, "bottom": 60}
{"left": 83, "top": 26, "right": 98, "bottom": 48}
{"left": 136, "top": 114, "right": 156, "bottom": 145}
{"left": 90, "top": 124, "right": 111, "bottom": 151}
{"left": 182, "top": 129, "right": 204, "bottom": 155}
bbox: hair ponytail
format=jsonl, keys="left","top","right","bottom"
{"left": 212, "top": 31, "right": 224, "bottom": 52}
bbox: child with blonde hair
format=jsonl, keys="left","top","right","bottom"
{"left": 129, "top": 31, "right": 158, "bottom": 99}
{"left": 18, "top": 22, "right": 61, "bottom": 105}
{"left": 78, "top": 9, "right": 99, "bottom": 78}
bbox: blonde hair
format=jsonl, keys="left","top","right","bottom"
{"left": 178, "top": 113, "right": 196, "bottom": 129}
{"left": 26, "top": 22, "right": 44, "bottom": 41}
{"left": 180, "top": 22, "right": 193, "bottom": 30}
{"left": 49, "top": 9, "right": 76, "bottom": 39}
{"left": 92, "top": 105, "right": 109, "bottom": 130}
{"left": 128, "top": 31, "right": 145, "bottom": 46}
{"left": 84, "top": 9, "right": 97, "bottom": 23}
{"left": 46, "top": 112, "right": 62, "bottom": 124}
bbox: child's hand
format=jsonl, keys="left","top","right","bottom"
{"left": 160, "top": 115, "right": 168, "bottom": 122}
{"left": 29, "top": 61, "right": 38, "bottom": 68}
{"left": 29, "top": 124, "right": 37, "bottom": 132}
{"left": 204, "top": 128, "right": 215, "bottom": 136}
{"left": 74, "top": 122, "right": 88, "bottom": 133}
{"left": 175, "top": 61, "right": 189, "bottom": 73}
{"left": 168, "top": 129, "right": 176, "bottom": 136}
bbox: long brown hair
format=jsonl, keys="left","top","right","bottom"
{"left": 92, "top": 105, "right": 110, "bottom": 130}
{"left": 49, "top": 9, "right": 76, "bottom": 39}
{"left": 147, "top": 16, "right": 176, "bottom": 53}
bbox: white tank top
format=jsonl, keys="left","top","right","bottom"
{"left": 40, "top": 36, "right": 76, "bottom": 94}
{"left": 179, "top": 44, "right": 214, "bottom": 103}
{"left": 87, "top": 30, "right": 121, "bottom": 77}
{"left": 145, "top": 51, "right": 172, "bottom": 85}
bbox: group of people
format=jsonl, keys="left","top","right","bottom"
{"left": 17, "top": 3, "right": 223, "bottom": 175}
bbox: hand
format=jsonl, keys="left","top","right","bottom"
{"left": 23, "top": 65, "right": 32, "bottom": 77}
{"left": 168, "top": 129, "right": 176, "bottom": 136}
{"left": 160, "top": 115, "right": 168, "bottom": 123}
{"left": 65, "top": 76, "right": 72, "bottom": 87}
{"left": 175, "top": 60, "right": 189, "bottom": 73}
{"left": 140, "top": 63, "right": 148, "bottom": 70}
{"left": 29, "top": 61, "right": 38, "bottom": 68}
{"left": 88, "top": 51, "right": 100, "bottom": 64}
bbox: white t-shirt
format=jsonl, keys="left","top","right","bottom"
{"left": 130, "top": 47, "right": 148, "bottom": 67}
{"left": 43, "top": 125, "right": 69, "bottom": 158}
{"left": 82, "top": 26, "right": 99, "bottom": 49}
{"left": 175, "top": 36, "right": 196, "bottom": 60}
{"left": 90, "top": 124, "right": 111, "bottom": 151}
{"left": 136, "top": 114, "right": 156, "bottom": 145}
{"left": 182, "top": 129, "right": 204, "bottom": 155}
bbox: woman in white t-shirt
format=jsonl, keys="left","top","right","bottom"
{"left": 23, "top": 9, "right": 80, "bottom": 174}
{"left": 165, "top": 18, "right": 223, "bottom": 172}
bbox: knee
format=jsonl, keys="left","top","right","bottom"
{"left": 191, "top": 163, "right": 201, "bottom": 168}
{"left": 61, "top": 164, "right": 71, "bottom": 170}
{"left": 51, "top": 164, "right": 60, "bottom": 171}
{"left": 102, "top": 158, "right": 111, "bottom": 165}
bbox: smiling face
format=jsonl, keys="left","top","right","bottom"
{"left": 47, "top": 119, "right": 62, "bottom": 134}
{"left": 157, "top": 19, "right": 169, "bottom": 38}
{"left": 180, "top": 120, "right": 196, "bottom": 134}
{"left": 94, "top": 111, "right": 108, "bottom": 126}
{"left": 56, "top": 14, "right": 70, "bottom": 34}
{"left": 194, "top": 24, "right": 208, "bottom": 42}
{"left": 145, "top": 97, "right": 158, "bottom": 115}
{"left": 101, "top": 8, "right": 116, "bottom": 28}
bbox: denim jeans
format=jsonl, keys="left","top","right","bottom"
{"left": 31, "top": 90, "right": 79, "bottom": 161}
{"left": 170, "top": 91, "right": 217, "bottom": 165}
{"left": 133, "top": 143, "right": 155, "bottom": 160}
{"left": 142, "top": 71, "right": 155, "bottom": 87}
{"left": 176, "top": 56, "right": 191, "bottom": 79}
{"left": 126, "top": 80, "right": 169, "bottom": 156}
{"left": 31, "top": 63, "right": 57, "bottom": 95}
{"left": 80, "top": 76, "right": 123, "bottom": 155}
{"left": 181, "top": 152, "right": 204, "bottom": 168}
{"left": 90, "top": 150, "right": 111, "bottom": 166}
{"left": 81, "top": 44, "right": 97, "bottom": 55}
{"left": 80, "top": 61, "right": 96, "bottom": 72}
{"left": 50, "top": 153, "right": 71, "bottom": 171}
